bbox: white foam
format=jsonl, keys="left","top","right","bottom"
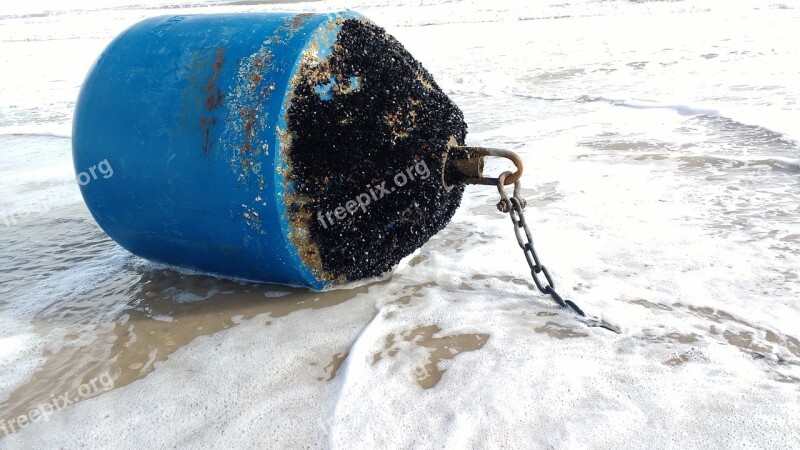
{"left": 5, "top": 233, "right": 800, "bottom": 446}
{"left": 0, "top": 248, "right": 131, "bottom": 403}
{"left": 172, "top": 288, "right": 234, "bottom": 303}
{"left": 0, "top": 123, "right": 72, "bottom": 139}
{"left": 2, "top": 292, "right": 378, "bottom": 447}
{"left": 2, "top": 0, "right": 800, "bottom": 446}
{"left": 591, "top": 97, "right": 800, "bottom": 144}
{"left": 594, "top": 97, "right": 721, "bottom": 117}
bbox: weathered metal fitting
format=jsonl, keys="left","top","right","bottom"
{"left": 443, "top": 145, "right": 486, "bottom": 188}
{"left": 446, "top": 146, "right": 523, "bottom": 187}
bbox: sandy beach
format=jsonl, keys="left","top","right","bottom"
{"left": 1, "top": 0, "right": 799, "bottom": 448}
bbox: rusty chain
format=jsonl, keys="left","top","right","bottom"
{"left": 450, "top": 145, "right": 621, "bottom": 330}
{"left": 495, "top": 171, "right": 586, "bottom": 317}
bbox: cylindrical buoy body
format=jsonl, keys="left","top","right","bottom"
{"left": 74, "top": 12, "right": 467, "bottom": 289}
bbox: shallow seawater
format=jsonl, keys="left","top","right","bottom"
{"left": 1, "top": 0, "right": 799, "bottom": 447}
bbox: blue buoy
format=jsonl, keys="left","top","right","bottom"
{"left": 74, "top": 12, "right": 467, "bottom": 289}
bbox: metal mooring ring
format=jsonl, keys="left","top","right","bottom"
{"left": 448, "top": 146, "right": 524, "bottom": 186}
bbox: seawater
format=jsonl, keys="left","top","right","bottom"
{"left": 1, "top": 0, "right": 799, "bottom": 447}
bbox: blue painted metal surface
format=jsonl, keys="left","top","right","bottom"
{"left": 73, "top": 12, "right": 362, "bottom": 289}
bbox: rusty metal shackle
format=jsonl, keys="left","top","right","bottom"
{"left": 446, "top": 146, "right": 524, "bottom": 186}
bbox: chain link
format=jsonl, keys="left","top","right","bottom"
{"left": 496, "top": 171, "right": 585, "bottom": 317}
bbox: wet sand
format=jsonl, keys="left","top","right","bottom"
{"left": 2, "top": 0, "right": 800, "bottom": 447}
{"left": 1, "top": 267, "right": 372, "bottom": 428}
{"left": 1, "top": 248, "right": 501, "bottom": 429}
